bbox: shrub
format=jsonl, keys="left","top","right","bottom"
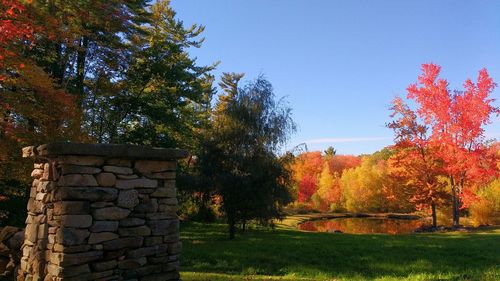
{"left": 178, "top": 193, "right": 218, "bottom": 222}
{"left": 470, "top": 179, "right": 500, "bottom": 226}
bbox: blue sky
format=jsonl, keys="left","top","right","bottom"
{"left": 170, "top": 0, "right": 500, "bottom": 155}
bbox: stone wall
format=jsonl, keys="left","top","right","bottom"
{"left": 19, "top": 143, "right": 188, "bottom": 281}
{"left": 0, "top": 226, "right": 24, "bottom": 278}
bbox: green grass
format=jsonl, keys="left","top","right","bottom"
{"left": 180, "top": 222, "right": 500, "bottom": 281}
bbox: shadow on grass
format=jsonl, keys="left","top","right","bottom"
{"left": 180, "top": 222, "right": 500, "bottom": 280}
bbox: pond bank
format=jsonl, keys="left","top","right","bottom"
{"left": 278, "top": 213, "right": 500, "bottom": 234}
{"left": 278, "top": 212, "right": 422, "bottom": 229}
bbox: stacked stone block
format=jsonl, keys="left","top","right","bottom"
{"left": 19, "top": 143, "right": 187, "bottom": 281}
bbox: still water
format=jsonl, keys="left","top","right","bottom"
{"left": 298, "top": 217, "right": 424, "bottom": 234}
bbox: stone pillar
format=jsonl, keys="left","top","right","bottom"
{"left": 19, "top": 143, "right": 188, "bottom": 281}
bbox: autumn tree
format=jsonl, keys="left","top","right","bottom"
{"left": 0, "top": 0, "right": 79, "bottom": 161}
{"left": 290, "top": 151, "right": 323, "bottom": 203}
{"left": 460, "top": 142, "right": 499, "bottom": 212}
{"left": 405, "top": 63, "right": 499, "bottom": 226}
{"left": 340, "top": 156, "right": 387, "bottom": 212}
{"left": 0, "top": 0, "right": 81, "bottom": 224}
{"left": 327, "top": 155, "right": 361, "bottom": 176}
{"left": 387, "top": 97, "right": 449, "bottom": 227}
{"left": 316, "top": 162, "right": 342, "bottom": 211}
{"left": 289, "top": 148, "right": 422, "bottom": 213}
{"left": 297, "top": 174, "right": 317, "bottom": 204}
{"left": 289, "top": 151, "right": 362, "bottom": 208}
{"left": 0, "top": 0, "right": 35, "bottom": 79}
{"left": 469, "top": 173, "right": 500, "bottom": 226}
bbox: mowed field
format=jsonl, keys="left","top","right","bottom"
{"left": 180, "top": 222, "right": 500, "bottom": 281}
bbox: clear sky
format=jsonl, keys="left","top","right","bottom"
{"left": 170, "top": 0, "right": 500, "bottom": 155}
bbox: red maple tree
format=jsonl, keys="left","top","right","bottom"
{"left": 290, "top": 152, "right": 323, "bottom": 203}
{"left": 327, "top": 155, "right": 361, "bottom": 176}
{"left": 298, "top": 174, "right": 318, "bottom": 203}
{"left": 387, "top": 96, "right": 449, "bottom": 227}
{"left": 0, "top": 0, "right": 35, "bottom": 79}
{"left": 406, "top": 63, "right": 499, "bottom": 226}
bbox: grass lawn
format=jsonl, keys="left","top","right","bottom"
{"left": 180, "top": 222, "right": 500, "bottom": 281}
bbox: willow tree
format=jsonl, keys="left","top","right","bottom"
{"left": 198, "top": 73, "right": 296, "bottom": 239}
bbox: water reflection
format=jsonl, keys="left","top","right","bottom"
{"left": 299, "top": 217, "right": 424, "bottom": 234}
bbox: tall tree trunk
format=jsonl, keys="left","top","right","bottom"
{"left": 228, "top": 218, "right": 236, "bottom": 240}
{"left": 450, "top": 176, "right": 460, "bottom": 227}
{"left": 52, "top": 43, "right": 63, "bottom": 82}
{"left": 453, "top": 193, "right": 460, "bottom": 227}
{"left": 47, "top": 1, "right": 64, "bottom": 84}
{"left": 431, "top": 202, "right": 437, "bottom": 228}
{"left": 73, "top": 36, "right": 89, "bottom": 135}
{"left": 76, "top": 36, "right": 89, "bottom": 99}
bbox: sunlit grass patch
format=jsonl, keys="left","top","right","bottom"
{"left": 181, "top": 222, "right": 500, "bottom": 281}
{"left": 181, "top": 272, "right": 323, "bottom": 281}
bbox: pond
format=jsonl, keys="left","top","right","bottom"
{"left": 298, "top": 217, "right": 425, "bottom": 234}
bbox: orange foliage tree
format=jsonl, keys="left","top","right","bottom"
{"left": 404, "top": 63, "right": 499, "bottom": 226}
{"left": 388, "top": 98, "right": 447, "bottom": 227}
{"left": 387, "top": 97, "right": 449, "bottom": 227}
{"left": 290, "top": 151, "right": 323, "bottom": 203}
{"left": 290, "top": 150, "right": 373, "bottom": 210}
{"left": 327, "top": 155, "right": 361, "bottom": 176}
{"left": 460, "top": 142, "right": 499, "bottom": 210}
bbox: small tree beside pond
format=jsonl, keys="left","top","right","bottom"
{"left": 196, "top": 73, "right": 296, "bottom": 239}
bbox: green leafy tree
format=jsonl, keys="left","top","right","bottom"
{"left": 26, "top": 0, "right": 150, "bottom": 117}
{"left": 23, "top": 0, "right": 215, "bottom": 149}
{"left": 198, "top": 73, "right": 296, "bottom": 239}
{"left": 109, "top": 0, "right": 217, "bottom": 149}
{"left": 324, "top": 146, "right": 336, "bottom": 156}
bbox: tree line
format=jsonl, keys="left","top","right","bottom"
{"left": 291, "top": 64, "right": 499, "bottom": 228}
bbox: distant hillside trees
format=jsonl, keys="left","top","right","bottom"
{"left": 287, "top": 64, "right": 499, "bottom": 228}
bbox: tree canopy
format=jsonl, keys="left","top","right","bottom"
{"left": 196, "top": 74, "right": 296, "bottom": 239}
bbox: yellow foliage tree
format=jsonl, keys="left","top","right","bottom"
{"left": 317, "top": 162, "right": 342, "bottom": 211}
{"left": 341, "top": 157, "right": 386, "bottom": 213}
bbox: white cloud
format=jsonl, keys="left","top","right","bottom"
{"left": 304, "top": 137, "right": 392, "bottom": 144}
